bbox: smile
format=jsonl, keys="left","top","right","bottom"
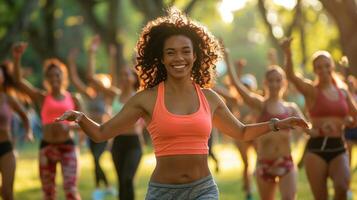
{"left": 173, "top": 65, "right": 186, "bottom": 69}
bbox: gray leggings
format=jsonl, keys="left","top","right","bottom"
{"left": 145, "top": 175, "right": 219, "bottom": 200}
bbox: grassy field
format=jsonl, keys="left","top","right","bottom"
{"left": 13, "top": 141, "right": 357, "bottom": 200}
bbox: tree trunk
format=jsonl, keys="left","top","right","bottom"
{"left": 319, "top": 0, "right": 357, "bottom": 75}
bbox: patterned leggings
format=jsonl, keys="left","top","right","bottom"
{"left": 39, "top": 140, "right": 81, "bottom": 200}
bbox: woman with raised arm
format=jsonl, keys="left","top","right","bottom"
{"left": 281, "top": 38, "right": 357, "bottom": 200}
{"left": 226, "top": 47, "right": 306, "bottom": 200}
{"left": 57, "top": 8, "right": 308, "bottom": 200}
{"left": 0, "top": 59, "right": 32, "bottom": 200}
{"left": 67, "top": 36, "right": 118, "bottom": 199}
{"left": 12, "top": 43, "right": 81, "bottom": 200}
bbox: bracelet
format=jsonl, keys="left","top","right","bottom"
{"left": 269, "top": 118, "right": 280, "bottom": 132}
{"left": 74, "top": 112, "right": 84, "bottom": 123}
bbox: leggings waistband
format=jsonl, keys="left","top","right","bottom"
{"left": 40, "top": 139, "right": 75, "bottom": 149}
{"left": 149, "top": 175, "right": 214, "bottom": 189}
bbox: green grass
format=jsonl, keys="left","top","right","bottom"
{"left": 13, "top": 141, "right": 357, "bottom": 200}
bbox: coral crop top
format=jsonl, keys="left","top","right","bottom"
{"left": 147, "top": 82, "right": 212, "bottom": 157}
{"left": 41, "top": 92, "right": 75, "bottom": 125}
{"left": 309, "top": 86, "right": 349, "bottom": 118}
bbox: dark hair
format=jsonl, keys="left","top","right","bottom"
{"left": 0, "top": 61, "right": 16, "bottom": 92}
{"left": 135, "top": 7, "right": 222, "bottom": 90}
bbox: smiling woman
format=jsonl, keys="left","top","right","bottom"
{"left": 56, "top": 7, "right": 308, "bottom": 200}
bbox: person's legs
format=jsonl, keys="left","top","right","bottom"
{"left": 328, "top": 153, "right": 350, "bottom": 200}
{"left": 89, "top": 139, "right": 108, "bottom": 187}
{"left": 60, "top": 144, "right": 81, "bottom": 200}
{"left": 304, "top": 152, "right": 329, "bottom": 200}
{"left": 39, "top": 145, "right": 58, "bottom": 200}
{"left": 120, "top": 146, "right": 142, "bottom": 200}
{"left": 0, "top": 149, "right": 16, "bottom": 200}
{"left": 112, "top": 135, "right": 142, "bottom": 200}
{"left": 111, "top": 137, "right": 121, "bottom": 198}
{"left": 256, "top": 174, "right": 277, "bottom": 200}
{"left": 278, "top": 167, "right": 297, "bottom": 200}
{"left": 235, "top": 141, "right": 252, "bottom": 197}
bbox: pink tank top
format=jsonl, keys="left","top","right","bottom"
{"left": 309, "top": 86, "right": 349, "bottom": 118}
{"left": 147, "top": 82, "right": 212, "bottom": 157}
{"left": 41, "top": 92, "right": 75, "bottom": 125}
{"left": 0, "top": 94, "right": 12, "bottom": 130}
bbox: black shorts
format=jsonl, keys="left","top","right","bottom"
{"left": 0, "top": 141, "right": 13, "bottom": 158}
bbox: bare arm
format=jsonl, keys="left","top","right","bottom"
{"left": 281, "top": 38, "right": 315, "bottom": 99}
{"left": 7, "top": 95, "right": 33, "bottom": 141}
{"left": 86, "top": 37, "right": 119, "bottom": 99}
{"left": 109, "top": 44, "right": 118, "bottom": 87}
{"left": 224, "top": 50, "right": 264, "bottom": 110}
{"left": 56, "top": 91, "right": 146, "bottom": 142}
{"left": 12, "top": 42, "right": 44, "bottom": 104}
{"left": 343, "top": 89, "right": 357, "bottom": 127}
{"left": 87, "top": 36, "right": 100, "bottom": 80}
{"left": 209, "top": 89, "right": 309, "bottom": 141}
{"left": 67, "top": 49, "right": 93, "bottom": 98}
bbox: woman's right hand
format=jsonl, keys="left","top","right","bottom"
{"left": 56, "top": 110, "right": 84, "bottom": 123}
{"left": 12, "top": 42, "right": 28, "bottom": 60}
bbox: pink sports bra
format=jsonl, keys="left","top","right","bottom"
{"left": 309, "top": 86, "right": 348, "bottom": 118}
{"left": 41, "top": 92, "right": 75, "bottom": 125}
{"left": 147, "top": 82, "right": 212, "bottom": 157}
{"left": 257, "top": 105, "right": 291, "bottom": 123}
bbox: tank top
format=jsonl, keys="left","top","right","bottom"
{"left": 147, "top": 82, "right": 212, "bottom": 157}
{"left": 41, "top": 92, "right": 75, "bottom": 125}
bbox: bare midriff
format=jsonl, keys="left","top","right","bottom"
{"left": 42, "top": 123, "right": 72, "bottom": 143}
{"left": 256, "top": 130, "right": 291, "bottom": 160}
{"left": 151, "top": 154, "right": 210, "bottom": 184}
{"left": 310, "top": 117, "right": 346, "bottom": 137}
{"left": 0, "top": 129, "right": 11, "bottom": 142}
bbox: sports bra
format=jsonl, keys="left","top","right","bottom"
{"left": 147, "top": 82, "right": 212, "bottom": 157}
{"left": 41, "top": 92, "right": 75, "bottom": 125}
{"left": 257, "top": 104, "right": 291, "bottom": 123}
{"left": 309, "top": 86, "right": 348, "bottom": 118}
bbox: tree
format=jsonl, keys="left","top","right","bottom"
{"left": 319, "top": 0, "right": 357, "bottom": 75}
{"left": 0, "top": 0, "right": 38, "bottom": 60}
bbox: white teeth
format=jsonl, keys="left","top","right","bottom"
{"left": 173, "top": 65, "right": 185, "bottom": 69}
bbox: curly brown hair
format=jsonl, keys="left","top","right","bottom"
{"left": 135, "top": 7, "right": 222, "bottom": 90}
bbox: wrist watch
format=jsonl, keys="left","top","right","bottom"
{"left": 269, "top": 118, "right": 280, "bottom": 132}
